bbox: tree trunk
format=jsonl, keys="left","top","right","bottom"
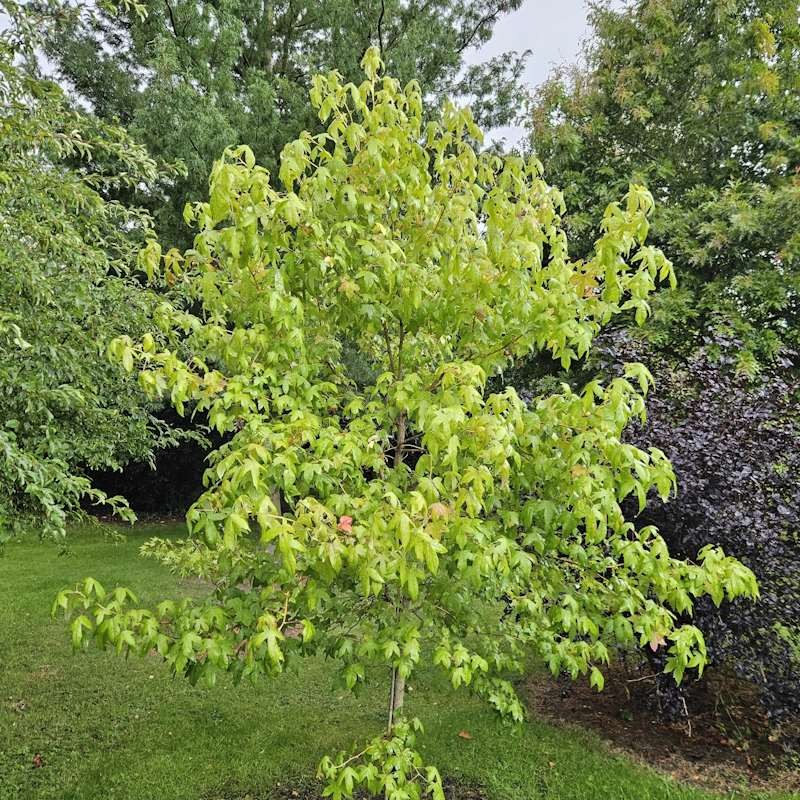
{"left": 387, "top": 333, "right": 407, "bottom": 735}
{"left": 393, "top": 411, "right": 406, "bottom": 467}
{"left": 387, "top": 665, "right": 405, "bottom": 733}
{"left": 270, "top": 487, "right": 282, "bottom": 515}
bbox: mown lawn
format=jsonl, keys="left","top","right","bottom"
{"left": 0, "top": 524, "right": 791, "bottom": 800}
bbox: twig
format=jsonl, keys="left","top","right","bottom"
{"left": 456, "top": 3, "right": 507, "bottom": 53}
{"left": 377, "top": 0, "right": 385, "bottom": 52}
{"left": 626, "top": 673, "right": 658, "bottom": 683}
{"left": 681, "top": 696, "right": 692, "bottom": 738}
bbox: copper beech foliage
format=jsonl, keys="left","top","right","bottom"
{"left": 598, "top": 332, "right": 800, "bottom": 735}
{"left": 56, "top": 50, "right": 757, "bottom": 799}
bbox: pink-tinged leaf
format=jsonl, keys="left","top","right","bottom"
{"left": 337, "top": 515, "right": 353, "bottom": 533}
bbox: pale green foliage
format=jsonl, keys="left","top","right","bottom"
{"left": 529, "top": 0, "right": 800, "bottom": 368}
{"left": 56, "top": 50, "right": 757, "bottom": 796}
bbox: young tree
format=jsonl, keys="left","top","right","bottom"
{"left": 57, "top": 51, "right": 756, "bottom": 797}
{"left": 0, "top": 0, "right": 183, "bottom": 542}
{"left": 43, "top": 0, "right": 529, "bottom": 246}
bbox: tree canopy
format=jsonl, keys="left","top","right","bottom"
{"left": 57, "top": 50, "right": 757, "bottom": 798}
{"left": 44, "top": 0, "right": 529, "bottom": 246}
{"left": 529, "top": 0, "right": 800, "bottom": 370}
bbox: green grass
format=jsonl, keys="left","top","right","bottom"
{"left": 0, "top": 524, "right": 791, "bottom": 800}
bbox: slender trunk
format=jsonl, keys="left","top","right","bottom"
{"left": 270, "top": 487, "right": 282, "bottom": 515}
{"left": 393, "top": 411, "right": 406, "bottom": 468}
{"left": 387, "top": 665, "right": 405, "bottom": 733}
{"left": 386, "top": 323, "right": 407, "bottom": 734}
{"left": 387, "top": 402, "right": 407, "bottom": 733}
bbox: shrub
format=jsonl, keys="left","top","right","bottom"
{"left": 598, "top": 331, "right": 800, "bottom": 739}
{"left": 0, "top": 0, "right": 183, "bottom": 541}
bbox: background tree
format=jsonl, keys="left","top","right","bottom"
{"left": 0, "top": 0, "right": 185, "bottom": 541}
{"left": 43, "top": 0, "right": 528, "bottom": 246}
{"left": 58, "top": 52, "right": 756, "bottom": 798}
{"left": 529, "top": 0, "right": 800, "bottom": 369}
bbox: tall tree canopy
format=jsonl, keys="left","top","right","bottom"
{"left": 44, "top": 0, "right": 528, "bottom": 246}
{"left": 529, "top": 0, "right": 800, "bottom": 370}
{"left": 0, "top": 1, "right": 182, "bottom": 541}
{"left": 58, "top": 50, "right": 756, "bottom": 798}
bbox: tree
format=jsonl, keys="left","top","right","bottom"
{"left": 0, "top": 0, "right": 184, "bottom": 542}
{"left": 43, "top": 0, "right": 529, "bottom": 247}
{"left": 529, "top": 0, "right": 800, "bottom": 371}
{"left": 56, "top": 51, "right": 756, "bottom": 797}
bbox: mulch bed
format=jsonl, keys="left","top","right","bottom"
{"left": 522, "top": 659, "right": 800, "bottom": 795}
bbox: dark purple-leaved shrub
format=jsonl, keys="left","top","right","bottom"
{"left": 596, "top": 332, "right": 800, "bottom": 735}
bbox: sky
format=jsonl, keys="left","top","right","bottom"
{"left": 463, "top": 0, "right": 611, "bottom": 145}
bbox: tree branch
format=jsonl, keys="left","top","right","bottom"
{"left": 377, "top": 0, "right": 386, "bottom": 53}
{"left": 163, "top": 0, "right": 180, "bottom": 39}
{"left": 456, "top": 3, "right": 509, "bottom": 54}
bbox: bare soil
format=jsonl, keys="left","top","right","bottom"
{"left": 522, "top": 660, "right": 800, "bottom": 796}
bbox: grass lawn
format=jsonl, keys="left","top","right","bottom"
{"left": 0, "top": 524, "right": 791, "bottom": 800}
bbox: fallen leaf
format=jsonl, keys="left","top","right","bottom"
{"left": 457, "top": 730, "right": 472, "bottom": 740}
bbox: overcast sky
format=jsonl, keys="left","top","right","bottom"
{"left": 464, "top": 0, "right": 617, "bottom": 145}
